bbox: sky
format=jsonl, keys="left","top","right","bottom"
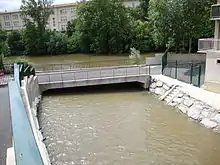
{"left": 0, "top": 0, "right": 77, "bottom": 12}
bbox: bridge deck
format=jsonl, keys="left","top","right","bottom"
{"left": 37, "top": 65, "right": 161, "bottom": 84}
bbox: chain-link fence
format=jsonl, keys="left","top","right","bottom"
{"left": 162, "top": 61, "right": 205, "bottom": 87}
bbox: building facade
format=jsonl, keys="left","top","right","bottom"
{"left": 198, "top": 0, "right": 220, "bottom": 93}
{"left": 0, "top": 0, "right": 140, "bottom": 31}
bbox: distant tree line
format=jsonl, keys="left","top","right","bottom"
{"left": 0, "top": 0, "right": 215, "bottom": 56}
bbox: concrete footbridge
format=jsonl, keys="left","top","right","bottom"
{"left": 36, "top": 64, "right": 161, "bottom": 92}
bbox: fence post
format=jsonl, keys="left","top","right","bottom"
{"left": 190, "top": 62, "right": 193, "bottom": 84}
{"left": 175, "top": 60, "right": 178, "bottom": 79}
{"left": 198, "top": 63, "right": 202, "bottom": 87}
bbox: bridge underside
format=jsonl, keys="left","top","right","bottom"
{"left": 39, "top": 75, "right": 151, "bottom": 92}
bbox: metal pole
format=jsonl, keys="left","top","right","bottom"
{"left": 175, "top": 60, "right": 178, "bottom": 79}
{"left": 190, "top": 61, "right": 193, "bottom": 84}
{"left": 148, "top": 65, "right": 151, "bottom": 75}
{"left": 198, "top": 63, "right": 202, "bottom": 87}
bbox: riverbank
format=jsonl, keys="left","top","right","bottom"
{"left": 4, "top": 53, "right": 155, "bottom": 65}
{"left": 150, "top": 75, "right": 220, "bottom": 132}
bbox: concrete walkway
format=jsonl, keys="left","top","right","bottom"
{"left": 0, "top": 87, "right": 12, "bottom": 165}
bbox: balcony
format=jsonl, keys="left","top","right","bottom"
{"left": 211, "top": 4, "right": 220, "bottom": 20}
{"left": 198, "top": 38, "right": 220, "bottom": 53}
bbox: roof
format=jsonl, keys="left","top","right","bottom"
{"left": 0, "top": 2, "right": 77, "bottom": 15}
{"left": 52, "top": 2, "right": 77, "bottom": 8}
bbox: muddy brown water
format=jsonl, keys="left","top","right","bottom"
{"left": 39, "top": 84, "right": 220, "bottom": 165}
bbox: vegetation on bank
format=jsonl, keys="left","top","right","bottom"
{"left": 0, "top": 0, "right": 215, "bottom": 57}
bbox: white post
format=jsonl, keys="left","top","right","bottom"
{"left": 214, "top": 20, "right": 220, "bottom": 50}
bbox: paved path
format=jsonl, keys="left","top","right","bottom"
{"left": 37, "top": 65, "right": 161, "bottom": 84}
{"left": 0, "top": 87, "right": 12, "bottom": 165}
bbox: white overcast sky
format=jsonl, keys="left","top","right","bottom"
{"left": 0, "top": 0, "right": 78, "bottom": 12}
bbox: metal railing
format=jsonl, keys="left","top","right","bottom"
{"left": 8, "top": 64, "right": 44, "bottom": 165}
{"left": 198, "top": 38, "right": 220, "bottom": 51}
{"left": 33, "top": 59, "right": 146, "bottom": 73}
{"left": 37, "top": 65, "right": 152, "bottom": 84}
{"left": 163, "top": 61, "right": 205, "bottom": 87}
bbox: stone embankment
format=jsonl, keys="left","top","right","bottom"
{"left": 150, "top": 75, "right": 220, "bottom": 132}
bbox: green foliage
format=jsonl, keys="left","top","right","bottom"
{"left": 46, "top": 31, "right": 68, "bottom": 55}
{"left": 21, "top": 0, "right": 53, "bottom": 36}
{"left": 0, "top": 53, "right": 4, "bottom": 69}
{"left": 21, "top": 0, "right": 53, "bottom": 55}
{"left": 75, "top": 0, "right": 132, "bottom": 53}
{"left": 0, "top": 29, "right": 10, "bottom": 57}
{"left": 8, "top": 31, "right": 25, "bottom": 56}
{"left": 131, "top": 20, "right": 154, "bottom": 52}
{"left": 129, "top": 47, "right": 141, "bottom": 65}
{"left": 66, "top": 20, "right": 76, "bottom": 37}
{"left": 148, "top": 0, "right": 214, "bottom": 52}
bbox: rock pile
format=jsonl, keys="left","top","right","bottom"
{"left": 149, "top": 78, "right": 220, "bottom": 133}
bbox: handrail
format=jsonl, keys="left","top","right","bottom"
{"left": 8, "top": 63, "right": 44, "bottom": 165}
{"left": 33, "top": 59, "right": 146, "bottom": 72}
{"left": 37, "top": 64, "right": 148, "bottom": 75}
{"left": 37, "top": 65, "right": 151, "bottom": 84}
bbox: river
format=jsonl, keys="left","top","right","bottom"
{"left": 5, "top": 53, "right": 154, "bottom": 65}
{"left": 39, "top": 84, "right": 220, "bottom": 165}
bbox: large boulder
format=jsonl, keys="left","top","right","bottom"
{"left": 211, "top": 114, "right": 220, "bottom": 123}
{"left": 156, "top": 81, "right": 163, "bottom": 87}
{"left": 162, "top": 84, "right": 170, "bottom": 91}
{"left": 155, "top": 88, "right": 165, "bottom": 95}
{"left": 178, "top": 104, "right": 188, "bottom": 114}
{"left": 200, "top": 118, "right": 217, "bottom": 129}
{"left": 187, "top": 107, "right": 201, "bottom": 120}
{"left": 183, "top": 99, "right": 194, "bottom": 108}
{"left": 150, "top": 83, "right": 157, "bottom": 89}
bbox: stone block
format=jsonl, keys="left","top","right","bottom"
{"left": 150, "top": 83, "right": 157, "bottom": 89}
{"left": 155, "top": 87, "right": 165, "bottom": 95}
{"left": 178, "top": 104, "right": 188, "bottom": 114}
{"left": 163, "top": 84, "right": 170, "bottom": 90}
{"left": 149, "top": 88, "right": 155, "bottom": 93}
{"left": 173, "top": 97, "right": 183, "bottom": 104}
{"left": 183, "top": 99, "right": 194, "bottom": 108}
{"left": 177, "top": 93, "right": 184, "bottom": 98}
{"left": 211, "top": 114, "right": 220, "bottom": 123}
{"left": 156, "top": 81, "right": 163, "bottom": 87}
{"left": 187, "top": 107, "right": 201, "bottom": 120}
{"left": 200, "top": 118, "right": 217, "bottom": 129}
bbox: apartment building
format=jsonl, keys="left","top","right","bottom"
{"left": 0, "top": 0, "right": 140, "bottom": 31}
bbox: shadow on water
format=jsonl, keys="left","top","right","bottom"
{"left": 42, "top": 82, "right": 146, "bottom": 96}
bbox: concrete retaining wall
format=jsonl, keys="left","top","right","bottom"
{"left": 20, "top": 75, "right": 50, "bottom": 165}
{"left": 149, "top": 75, "right": 220, "bottom": 133}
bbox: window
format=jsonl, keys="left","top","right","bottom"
{"left": 61, "top": 25, "right": 66, "bottom": 31}
{"left": 12, "top": 14, "right": 18, "bottom": 20}
{"left": 60, "top": 9, "right": 67, "bottom": 15}
{"left": 71, "top": 7, "right": 75, "bottom": 13}
{"left": 13, "top": 21, "right": 19, "bottom": 27}
{"left": 5, "top": 22, "right": 10, "bottom": 27}
{"left": 61, "top": 16, "right": 67, "bottom": 22}
{"left": 132, "top": 3, "right": 135, "bottom": 7}
{"left": 52, "top": 18, "right": 56, "bottom": 27}
{"left": 4, "top": 15, "right": 10, "bottom": 21}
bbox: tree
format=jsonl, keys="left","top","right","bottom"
{"left": 21, "top": 0, "right": 53, "bottom": 55}
{"left": 8, "top": 31, "right": 25, "bottom": 56}
{"left": 46, "top": 31, "right": 68, "bottom": 55}
{"left": 75, "top": 0, "right": 132, "bottom": 53}
{"left": 148, "top": 0, "right": 214, "bottom": 53}
{"left": 0, "top": 29, "right": 10, "bottom": 56}
{"left": 21, "top": 0, "right": 53, "bottom": 37}
{"left": 131, "top": 20, "right": 154, "bottom": 52}
{"left": 66, "top": 20, "right": 76, "bottom": 37}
